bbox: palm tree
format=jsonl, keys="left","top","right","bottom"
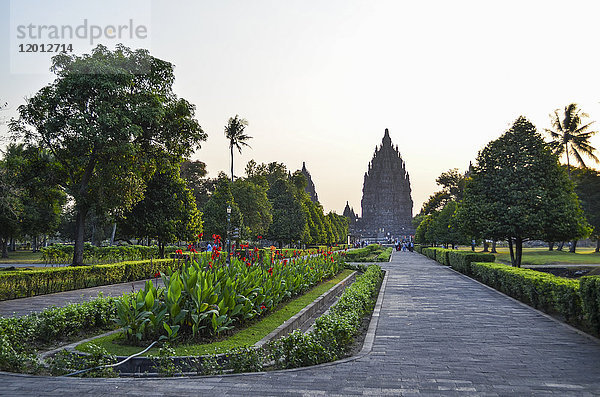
{"left": 224, "top": 115, "right": 251, "bottom": 181}
{"left": 545, "top": 104, "right": 598, "bottom": 253}
{"left": 545, "top": 103, "right": 599, "bottom": 176}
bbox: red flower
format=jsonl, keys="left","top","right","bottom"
{"left": 154, "top": 272, "right": 160, "bottom": 278}
{"left": 267, "top": 267, "right": 273, "bottom": 275}
{"left": 260, "top": 305, "right": 266, "bottom": 310}
{"left": 283, "top": 259, "right": 287, "bottom": 266}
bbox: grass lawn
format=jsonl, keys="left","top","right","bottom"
{"left": 0, "top": 250, "right": 44, "bottom": 264}
{"left": 455, "top": 246, "right": 600, "bottom": 266}
{"left": 76, "top": 268, "right": 354, "bottom": 357}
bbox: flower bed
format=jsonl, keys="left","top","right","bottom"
{"left": 114, "top": 249, "right": 346, "bottom": 343}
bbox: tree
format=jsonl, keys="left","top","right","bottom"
{"left": 457, "top": 116, "right": 590, "bottom": 267}
{"left": 231, "top": 179, "right": 272, "bottom": 239}
{"left": 11, "top": 45, "right": 206, "bottom": 266}
{"left": 571, "top": 167, "right": 600, "bottom": 252}
{"left": 3, "top": 144, "right": 66, "bottom": 251}
{"left": 118, "top": 166, "right": 202, "bottom": 258}
{"left": 545, "top": 103, "right": 599, "bottom": 175}
{"left": 418, "top": 168, "right": 467, "bottom": 216}
{"left": 428, "top": 201, "right": 467, "bottom": 248}
{"left": 267, "top": 179, "right": 305, "bottom": 247}
{"left": 202, "top": 175, "right": 242, "bottom": 240}
{"left": 0, "top": 156, "right": 23, "bottom": 258}
{"left": 224, "top": 115, "right": 251, "bottom": 181}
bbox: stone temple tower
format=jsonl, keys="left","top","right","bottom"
{"left": 359, "top": 128, "right": 414, "bottom": 238}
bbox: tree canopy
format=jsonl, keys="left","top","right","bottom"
{"left": 457, "top": 116, "right": 590, "bottom": 267}
{"left": 10, "top": 44, "right": 206, "bottom": 265}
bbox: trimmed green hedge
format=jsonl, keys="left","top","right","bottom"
{"left": 580, "top": 276, "right": 600, "bottom": 335}
{"left": 469, "top": 262, "right": 582, "bottom": 323}
{"left": 447, "top": 251, "right": 496, "bottom": 274}
{"left": 0, "top": 258, "right": 179, "bottom": 301}
{"left": 40, "top": 244, "right": 180, "bottom": 265}
{"left": 0, "top": 296, "right": 117, "bottom": 373}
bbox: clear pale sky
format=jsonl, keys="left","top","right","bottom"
{"left": 1, "top": 0, "right": 600, "bottom": 216}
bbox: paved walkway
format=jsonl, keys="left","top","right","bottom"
{"left": 2, "top": 252, "right": 600, "bottom": 396}
{"left": 0, "top": 279, "right": 151, "bottom": 317}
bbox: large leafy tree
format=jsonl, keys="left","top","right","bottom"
{"left": 224, "top": 115, "right": 252, "bottom": 181}
{"left": 267, "top": 178, "right": 305, "bottom": 247}
{"left": 427, "top": 201, "right": 467, "bottom": 248}
{"left": 118, "top": 166, "right": 202, "bottom": 258}
{"left": 180, "top": 160, "right": 216, "bottom": 211}
{"left": 202, "top": 175, "right": 242, "bottom": 240}
{"left": 457, "top": 116, "right": 590, "bottom": 267}
{"left": 3, "top": 144, "right": 66, "bottom": 251}
{"left": 571, "top": 167, "right": 600, "bottom": 252}
{"left": 11, "top": 45, "right": 206, "bottom": 265}
{"left": 545, "top": 103, "right": 599, "bottom": 175}
{"left": 0, "top": 156, "right": 23, "bottom": 258}
{"left": 231, "top": 179, "right": 272, "bottom": 239}
{"left": 417, "top": 168, "right": 467, "bottom": 217}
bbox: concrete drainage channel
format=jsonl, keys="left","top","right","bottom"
{"left": 49, "top": 270, "right": 361, "bottom": 376}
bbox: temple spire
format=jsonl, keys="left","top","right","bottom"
{"left": 382, "top": 128, "right": 392, "bottom": 147}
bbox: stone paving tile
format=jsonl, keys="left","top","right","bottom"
{"left": 2, "top": 252, "right": 600, "bottom": 395}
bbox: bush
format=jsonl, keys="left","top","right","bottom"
{"left": 580, "top": 276, "right": 600, "bottom": 335}
{"left": 40, "top": 244, "right": 181, "bottom": 265}
{"left": 0, "top": 258, "right": 183, "bottom": 300}
{"left": 0, "top": 296, "right": 118, "bottom": 373}
{"left": 468, "top": 262, "right": 581, "bottom": 322}
{"left": 447, "top": 251, "right": 495, "bottom": 274}
{"left": 269, "top": 264, "right": 383, "bottom": 369}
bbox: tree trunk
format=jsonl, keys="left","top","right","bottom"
{"left": 32, "top": 236, "right": 37, "bottom": 252}
{"left": 569, "top": 240, "right": 577, "bottom": 253}
{"left": 159, "top": 242, "right": 165, "bottom": 259}
{"left": 596, "top": 239, "right": 600, "bottom": 253}
{"left": 515, "top": 236, "right": 523, "bottom": 268}
{"left": 483, "top": 240, "right": 489, "bottom": 252}
{"left": 230, "top": 145, "right": 234, "bottom": 182}
{"left": 491, "top": 240, "right": 497, "bottom": 253}
{"left": 9, "top": 238, "right": 15, "bottom": 252}
{"left": 508, "top": 238, "right": 515, "bottom": 266}
{"left": 548, "top": 242, "right": 554, "bottom": 251}
{"left": 72, "top": 207, "right": 88, "bottom": 266}
{"left": 557, "top": 241, "right": 564, "bottom": 251}
{"left": 1, "top": 239, "right": 8, "bottom": 259}
{"left": 110, "top": 223, "right": 117, "bottom": 246}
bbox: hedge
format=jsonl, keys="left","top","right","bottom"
{"left": 469, "top": 262, "right": 582, "bottom": 323}
{"left": 580, "top": 276, "right": 600, "bottom": 336}
{"left": 0, "top": 258, "right": 182, "bottom": 301}
{"left": 447, "top": 251, "right": 496, "bottom": 275}
{"left": 0, "top": 296, "right": 118, "bottom": 373}
{"left": 40, "top": 244, "right": 181, "bottom": 265}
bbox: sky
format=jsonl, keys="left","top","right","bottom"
{"left": 1, "top": 0, "right": 600, "bottom": 216}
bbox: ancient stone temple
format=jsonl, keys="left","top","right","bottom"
{"left": 357, "top": 128, "right": 414, "bottom": 239}
{"left": 301, "top": 162, "right": 319, "bottom": 203}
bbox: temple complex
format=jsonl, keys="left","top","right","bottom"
{"left": 347, "top": 128, "right": 414, "bottom": 240}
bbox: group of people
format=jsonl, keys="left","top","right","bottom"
{"left": 394, "top": 240, "right": 414, "bottom": 252}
